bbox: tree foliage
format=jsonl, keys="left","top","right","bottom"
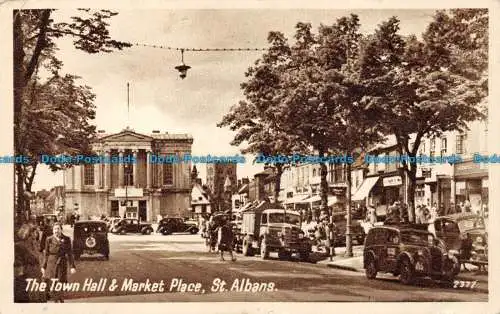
{"left": 14, "top": 9, "right": 131, "bottom": 222}
{"left": 358, "top": 9, "right": 487, "bottom": 221}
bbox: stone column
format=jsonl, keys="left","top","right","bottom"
{"left": 94, "top": 161, "right": 101, "bottom": 189}
{"left": 132, "top": 150, "right": 138, "bottom": 187}
{"left": 118, "top": 150, "right": 124, "bottom": 187}
{"left": 146, "top": 150, "right": 152, "bottom": 189}
{"left": 104, "top": 150, "right": 110, "bottom": 190}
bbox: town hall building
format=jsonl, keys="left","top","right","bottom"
{"left": 64, "top": 127, "right": 193, "bottom": 221}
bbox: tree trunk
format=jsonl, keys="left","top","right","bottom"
{"left": 15, "top": 164, "right": 26, "bottom": 225}
{"left": 406, "top": 163, "right": 417, "bottom": 223}
{"left": 319, "top": 149, "right": 328, "bottom": 215}
{"left": 345, "top": 162, "right": 353, "bottom": 257}
{"left": 274, "top": 164, "right": 283, "bottom": 205}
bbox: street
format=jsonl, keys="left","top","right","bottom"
{"left": 59, "top": 226, "right": 487, "bottom": 302}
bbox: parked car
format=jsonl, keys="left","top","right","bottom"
{"left": 363, "top": 225, "right": 460, "bottom": 285}
{"left": 73, "top": 220, "right": 110, "bottom": 260}
{"left": 156, "top": 217, "right": 199, "bottom": 235}
{"left": 429, "top": 213, "right": 487, "bottom": 268}
{"left": 332, "top": 211, "right": 366, "bottom": 246}
{"left": 240, "top": 202, "right": 311, "bottom": 261}
{"left": 110, "top": 218, "right": 154, "bottom": 235}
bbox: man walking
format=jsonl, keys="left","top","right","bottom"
{"left": 41, "top": 223, "right": 76, "bottom": 302}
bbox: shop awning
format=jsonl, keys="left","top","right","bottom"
{"left": 352, "top": 176, "right": 379, "bottom": 201}
{"left": 297, "top": 195, "right": 321, "bottom": 204}
{"left": 283, "top": 194, "right": 309, "bottom": 204}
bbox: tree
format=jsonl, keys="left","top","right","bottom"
{"left": 218, "top": 31, "right": 308, "bottom": 204}
{"left": 13, "top": 9, "right": 131, "bottom": 223}
{"left": 358, "top": 10, "right": 487, "bottom": 222}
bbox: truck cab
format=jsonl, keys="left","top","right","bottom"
{"left": 240, "top": 201, "right": 311, "bottom": 261}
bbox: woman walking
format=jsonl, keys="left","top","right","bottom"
{"left": 41, "top": 223, "right": 76, "bottom": 303}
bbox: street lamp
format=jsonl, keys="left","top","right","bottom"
{"left": 174, "top": 49, "right": 191, "bottom": 79}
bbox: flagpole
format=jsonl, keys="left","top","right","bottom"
{"left": 127, "top": 82, "right": 130, "bottom": 127}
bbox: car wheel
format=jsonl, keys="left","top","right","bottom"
{"left": 161, "top": 228, "right": 171, "bottom": 235}
{"left": 365, "top": 255, "right": 377, "bottom": 279}
{"left": 143, "top": 228, "right": 152, "bottom": 235}
{"left": 299, "top": 250, "right": 310, "bottom": 262}
{"left": 119, "top": 228, "right": 126, "bottom": 235}
{"left": 278, "top": 250, "right": 291, "bottom": 260}
{"left": 260, "top": 239, "right": 269, "bottom": 260}
{"left": 399, "top": 258, "right": 414, "bottom": 285}
{"left": 190, "top": 228, "right": 199, "bottom": 234}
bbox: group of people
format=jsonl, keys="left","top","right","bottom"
{"left": 200, "top": 213, "right": 236, "bottom": 262}
{"left": 14, "top": 219, "right": 76, "bottom": 303}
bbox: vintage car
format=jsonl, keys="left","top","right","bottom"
{"left": 73, "top": 220, "right": 110, "bottom": 260}
{"left": 156, "top": 217, "right": 199, "bottom": 235}
{"left": 110, "top": 218, "right": 154, "bottom": 235}
{"left": 331, "top": 211, "right": 366, "bottom": 246}
{"left": 363, "top": 225, "right": 460, "bottom": 285}
{"left": 240, "top": 202, "right": 311, "bottom": 261}
{"left": 429, "top": 213, "right": 488, "bottom": 267}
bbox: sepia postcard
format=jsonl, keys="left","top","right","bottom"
{"left": 1, "top": 1, "right": 499, "bottom": 314}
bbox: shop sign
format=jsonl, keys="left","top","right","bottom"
{"left": 454, "top": 161, "right": 481, "bottom": 176}
{"left": 383, "top": 176, "right": 402, "bottom": 187}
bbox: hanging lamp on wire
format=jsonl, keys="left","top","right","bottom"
{"left": 174, "top": 49, "right": 191, "bottom": 79}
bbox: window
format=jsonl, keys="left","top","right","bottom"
{"left": 420, "top": 142, "right": 426, "bottom": 155}
{"left": 441, "top": 137, "right": 447, "bottom": 157}
{"left": 261, "top": 214, "right": 267, "bottom": 224}
{"left": 312, "top": 169, "right": 316, "bottom": 177}
{"left": 163, "top": 164, "right": 173, "bottom": 185}
{"left": 84, "top": 165, "right": 94, "bottom": 185}
{"left": 430, "top": 138, "right": 436, "bottom": 158}
{"left": 456, "top": 132, "right": 467, "bottom": 154}
{"left": 124, "top": 163, "right": 133, "bottom": 186}
{"left": 334, "top": 164, "right": 344, "bottom": 182}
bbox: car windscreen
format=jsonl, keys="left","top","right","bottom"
{"left": 268, "top": 213, "right": 300, "bottom": 225}
{"left": 401, "top": 231, "right": 433, "bottom": 246}
{"left": 75, "top": 224, "right": 106, "bottom": 234}
{"left": 457, "top": 217, "right": 485, "bottom": 231}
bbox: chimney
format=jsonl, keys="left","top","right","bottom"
{"left": 152, "top": 130, "right": 160, "bottom": 133}
{"left": 98, "top": 130, "right": 105, "bottom": 133}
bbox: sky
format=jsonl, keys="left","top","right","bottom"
{"left": 31, "top": 8, "right": 437, "bottom": 191}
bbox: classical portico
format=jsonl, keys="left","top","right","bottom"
{"left": 64, "top": 127, "right": 193, "bottom": 221}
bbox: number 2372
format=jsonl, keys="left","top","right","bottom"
{"left": 453, "top": 280, "right": 478, "bottom": 289}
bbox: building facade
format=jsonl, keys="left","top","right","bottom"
{"left": 206, "top": 163, "right": 237, "bottom": 212}
{"left": 64, "top": 128, "right": 193, "bottom": 221}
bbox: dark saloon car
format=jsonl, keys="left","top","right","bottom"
{"left": 110, "top": 218, "right": 154, "bottom": 235}
{"left": 363, "top": 225, "right": 460, "bottom": 285}
{"left": 156, "top": 217, "right": 199, "bottom": 235}
{"left": 429, "top": 213, "right": 487, "bottom": 267}
{"left": 73, "top": 221, "right": 110, "bottom": 260}
{"left": 332, "top": 211, "right": 366, "bottom": 246}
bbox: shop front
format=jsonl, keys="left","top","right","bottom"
{"left": 453, "top": 161, "right": 488, "bottom": 215}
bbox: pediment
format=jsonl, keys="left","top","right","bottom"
{"left": 100, "top": 130, "right": 153, "bottom": 143}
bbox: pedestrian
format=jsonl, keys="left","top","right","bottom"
{"left": 217, "top": 216, "right": 236, "bottom": 262}
{"left": 14, "top": 224, "right": 43, "bottom": 303}
{"left": 41, "top": 223, "right": 76, "bottom": 303}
